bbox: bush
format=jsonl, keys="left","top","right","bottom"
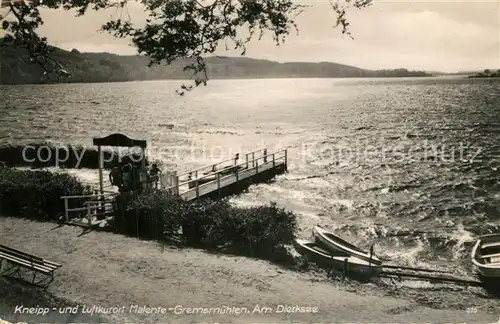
{"left": 113, "top": 190, "right": 298, "bottom": 262}
{"left": 111, "top": 190, "right": 185, "bottom": 239}
{"left": 203, "top": 202, "right": 298, "bottom": 260}
{"left": 0, "top": 142, "right": 148, "bottom": 169}
{"left": 179, "top": 198, "right": 233, "bottom": 246}
{"left": 0, "top": 168, "right": 92, "bottom": 220}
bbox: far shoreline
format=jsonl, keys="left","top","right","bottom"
{"left": 0, "top": 75, "right": 440, "bottom": 86}
{"left": 468, "top": 76, "right": 500, "bottom": 79}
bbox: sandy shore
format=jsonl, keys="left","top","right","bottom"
{"left": 0, "top": 217, "right": 499, "bottom": 323}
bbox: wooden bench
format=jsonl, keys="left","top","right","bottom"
{"left": 219, "top": 164, "right": 246, "bottom": 175}
{"left": 482, "top": 241, "right": 500, "bottom": 249}
{"left": 187, "top": 165, "right": 247, "bottom": 189}
{"left": 0, "top": 245, "right": 61, "bottom": 286}
{"left": 479, "top": 252, "right": 500, "bottom": 260}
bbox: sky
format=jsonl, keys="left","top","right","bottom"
{"left": 3, "top": 0, "right": 499, "bottom": 72}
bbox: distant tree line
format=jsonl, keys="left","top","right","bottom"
{"left": 0, "top": 42, "right": 431, "bottom": 85}
{"left": 469, "top": 69, "right": 500, "bottom": 78}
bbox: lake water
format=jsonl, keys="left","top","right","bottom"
{"left": 2, "top": 77, "right": 500, "bottom": 275}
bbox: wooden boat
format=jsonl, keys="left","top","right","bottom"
{"left": 312, "top": 225, "right": 382, "bottom": 265}
{"left": 293, "top": 239, "right": 381, "bottom": 278}
{"left": 471, "top": 233, "right": 500, "bottom": 279}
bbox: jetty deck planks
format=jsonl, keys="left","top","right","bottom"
{"left": 179, "top": 158, "right": 286, "bottom": 201}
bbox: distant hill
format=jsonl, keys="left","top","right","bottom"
{"left": 0, "top": 41, "right": 432, "bottom": 84}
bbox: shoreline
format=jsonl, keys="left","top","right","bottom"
{"left": 1, "top": 216, "right": 499, "bottom": 323}
{"left": 0, "top": 74, "right": 435, "bottom": 87}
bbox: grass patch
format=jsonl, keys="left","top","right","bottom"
{"left": 0, "top": 168, "right": 299, "bottom": 267}
{"left": 0, "top": 142, "right": 147, "bottom": 169}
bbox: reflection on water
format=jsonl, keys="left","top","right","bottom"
{"left": 2, "top": 77, "right": 500, "bottom": 274}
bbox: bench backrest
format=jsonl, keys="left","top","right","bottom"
{"left": 0, "top": 245, "right": 44, "bottom": 265}
{"left": 219, "top": 165, "right": 241, "bottom": 175}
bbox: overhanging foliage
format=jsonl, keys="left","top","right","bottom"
{"left": 0, "top": 0, "right": 372, "bottom": 93}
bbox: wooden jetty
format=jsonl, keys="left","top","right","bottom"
{"left": 160, "top": 148, "right": 288, "bottom": 201}
{"left": 60, "top": 134, "right": 288, "bottom": 227}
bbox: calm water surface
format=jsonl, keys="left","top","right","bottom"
{"left": 2, "top": 77, "right": 500, "bottom": 275}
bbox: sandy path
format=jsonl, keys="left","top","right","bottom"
{"left": 0, "top": 217, "right": 498, "bottom": 323}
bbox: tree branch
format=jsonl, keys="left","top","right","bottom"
{"left": 1, "top": 0, "right": 373, "bottom": 92}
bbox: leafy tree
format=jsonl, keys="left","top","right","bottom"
{"left": 0, "top": 0, "right": 372, "bottom": 93}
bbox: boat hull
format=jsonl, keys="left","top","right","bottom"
{"left": 293, "top": 239, "right": 381, "bottom": 279}
{"left": 471, "top": 234, "right": 500, "bottom": 280}
{"left": 312, "top": 226, "right": 382, "bottom": 265}
{"left": 477, "top": 267, "right": 500, "bottom": 278}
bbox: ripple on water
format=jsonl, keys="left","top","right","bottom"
{"left": 2, "top": 78, "right": 500, "bottom": 274}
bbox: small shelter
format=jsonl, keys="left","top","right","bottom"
{"left": 92, "top": 133, "right": 147, "bottom": 196}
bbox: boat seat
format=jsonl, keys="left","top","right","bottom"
{"left": 479, "top": 252, "right": 500, "bottom": 259}
{"left": 481, "top": 241, "right": 500, "bottom": 249}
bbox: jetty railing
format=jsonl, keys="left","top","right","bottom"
{"left": 163, "top": 148, "right": 287, "bottom": 199}
{"left": 61, "top": 191, "right": 118, "bottom": 223}
{"left": 82, "top": 200, "right": 115, "bottom": 226}
{"left": 176, "top": 148, "right": 269, "bottom": 181}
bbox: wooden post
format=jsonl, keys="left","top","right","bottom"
{"left": 343, "top": 258, "right": 349, "bottom": 279}
{"left": 140, "top": 148, "right": 146, "bottom": 189}
{"left": 87, "top": 204, "right": 92, "bottom": 227}
{"left": 252, "top": 152, "right": 255, "bottom": 167}
{"left": 64, "top": 198, "right": 69, "bottom": 222}
{"left": 217, "top": 172, "right": 221, "bottom": 196}
{"left": 174, "top": 173, "right": 179, "bottom": 195}
{"left": 369, "top": 245, "right": 374, "bottom": 267}
{"left": 94, "top": 189, "right": 100, "bottom": 216}
{"left": 136, "top": 206, "right": 139, "bottom": 238}
{"left": 272, "top": 153, "right": 275, "bottom": 168}
{"left": 263, "top": 148, "right": 267, "bottom": 163}
{"left": 284, "top": 149, "right": 288, "bottom": 172}
{"left": 195, "top": 179, "right": 199, "bottom": 198}
{"left": 234, "top": 153, "right": 239, "bottom": 165}
{"left": 233, "top": 163, "right": 240, "bottom": 182}
{"left": 256, "top": 161, "right": 259, "bottom": 174}
{"left": 162, "top": 173, "right": 167, "bottom": 190}
{"left": 97, "top": 145, "right": 104, "bottom": 197}
{"left": 245, "top": 153, "right": 249, "bottom": 169}
{"left": 159, "top": 173, "right": 164, "bottom": 190}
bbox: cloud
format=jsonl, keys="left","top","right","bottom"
{"left": 343, "top": 9, "right": 499, "bottom": 71}
{"left": 234, "top": 4, "right": 499, "bottom": 72}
